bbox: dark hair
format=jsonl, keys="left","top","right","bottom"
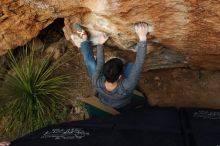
{"left": 103, "top": 58, "right": 124, "bottom": 83}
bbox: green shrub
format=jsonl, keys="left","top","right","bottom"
{"left": 0, "top": 44, "right": 70, "bottom": 138}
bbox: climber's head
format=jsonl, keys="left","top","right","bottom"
{"left": 103, "top": 58, "right": 124, "bottom": 83}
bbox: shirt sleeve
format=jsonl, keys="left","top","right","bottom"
{"left": 122, "top": 41, "right": 147, "bottom": 91}
{"left": 92, "top": 45, "right": 105, "bottom": 86}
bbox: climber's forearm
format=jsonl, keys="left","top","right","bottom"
{"left": 92, "top": 44, "right": 105, "bottom": 86}
{"left": 122, "top": 41, "right": 147, "bottom": 90}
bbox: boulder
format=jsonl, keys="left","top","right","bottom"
{"left": 0, "top": 0, "right": 220, "bottom": 70}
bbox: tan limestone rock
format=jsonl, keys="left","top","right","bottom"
{"left": 0, "top": 0, "right": 220, "bottom": 69}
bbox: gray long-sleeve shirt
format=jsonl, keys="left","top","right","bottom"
{"left": 92, "top": 41, "right": 147, "bottom": 108}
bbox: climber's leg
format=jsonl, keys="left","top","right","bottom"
{"left": 116, "top": 94, "right": 149, "bottom": 113}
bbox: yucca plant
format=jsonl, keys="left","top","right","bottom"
{"left": 0, "top": 43, "right": 70, "bottom": 138}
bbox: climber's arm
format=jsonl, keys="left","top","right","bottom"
{"left": 92, "top": 33, "right": 109, "bottom": 86}
{"left": 93, "top": 44, "right": 105, "bottom": 78}
{"left": 122, "top": 42, "right": 147, "bottom": 90}
{"left": 122, "top": 22, "right": 148, "bottom": 91}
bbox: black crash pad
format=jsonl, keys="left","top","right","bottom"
{"left": 11, "top": 108, "right": 184, "bottom": 146}
{"left": 183, "top": 108, "right": 220, "bottom": 146}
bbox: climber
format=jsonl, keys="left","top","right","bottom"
{"left": 70, "top": 22, "right": 148, "bottom": 112}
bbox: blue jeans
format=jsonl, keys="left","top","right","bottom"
{"left": 80, "top": 41, "right": 133, "bottom": 79}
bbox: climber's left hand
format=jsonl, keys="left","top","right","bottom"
{"left": 97, "top": 33, "right": 109, "bottom": 45}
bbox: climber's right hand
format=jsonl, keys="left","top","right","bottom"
{"left": 134, "top": 22, "right": 148, "bottom": 41}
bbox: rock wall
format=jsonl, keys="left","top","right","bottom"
{"left": 139, "top": 68, "right": 220, "bottom": 109}
{"left": 1, "top": 0, "right": 220, "bottom": 70}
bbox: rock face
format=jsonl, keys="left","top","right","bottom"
{"left": 1, "top": 0, "right": 220, "bottom": 70}
{"left": 139, "top": 68, "right": 220, "bottom": 109}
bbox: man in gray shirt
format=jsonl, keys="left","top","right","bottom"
{"left": 72, "top": 22, "right": 148, "bottom": 112}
